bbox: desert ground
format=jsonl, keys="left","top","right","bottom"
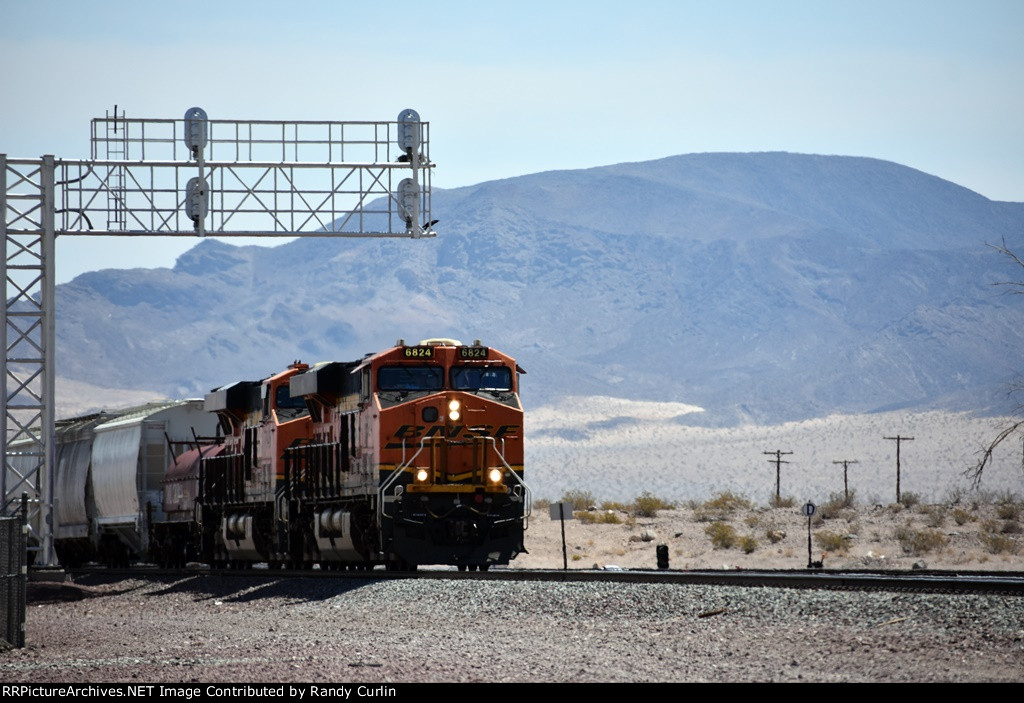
{"left": 509, "top": 497, "right": 1024, "bottom": 572}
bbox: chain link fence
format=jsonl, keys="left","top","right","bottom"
{"left": 0, "top": 496, "right": 27, "bottom": 648}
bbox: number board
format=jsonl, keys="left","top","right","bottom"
{"left": 458, "top": 346, "right": 489, "bottom": 359}
{"left": 402, "top": 346, "right": 434, "bottom": 359}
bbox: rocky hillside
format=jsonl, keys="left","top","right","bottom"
{"left": 54, "top": 152, "right": 1024, "bottom": 425}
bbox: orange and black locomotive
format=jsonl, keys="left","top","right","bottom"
{"left": 193, "top": 338, "right": 529, "bottom": 570}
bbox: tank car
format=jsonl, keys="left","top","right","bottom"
{"left": 149, "top": 440, "right": 225, "bottom": 568}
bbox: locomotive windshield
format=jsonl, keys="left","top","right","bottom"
{"left": 273, "top": 383, "right": 309, "bottom": 421}
{"left": 275, "top": 384, "right": 307, "bottom": 410}
{"left": 450, "top": 365, "right": 513, "bottom": 391}
{"left": 377, "top": 365, "right": 444, "bottom": 392}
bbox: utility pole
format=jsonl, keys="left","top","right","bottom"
{"left": 764, "top": 450, "right": 793, "bottom": 502}
{"left": 832, "top": 459, "right": 859, "bottom": 503}
{"left": 883, "top": 435, "right": 914, "bottom": 503}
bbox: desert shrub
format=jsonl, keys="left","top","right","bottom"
{"left": 895, "top": 526, "right": 947, "bottom": 555}
{"left": 815, "top": 530, "right": 850, "bottom": 554}
{"left": 769, "top": 495, "right": 796, "bottom": 508}
{"left": 561, "top": 489, "right": 596, "bottom": 511}
{"left": 533, "top": 497, "right": 551, "bottom": 511}
{"left": 832, "top": 489, "right": 857, "bottom": 510}
{"left": 952, "top": 507, "right": 973, "bottom": 525}
{"left": 943, "top": 486, "right": 968, "bottom": 505}
{"left": 992, "top": 489, "right": 1021, "bottom": 505}
{"left": 900, "top": 492, "right": 922, "bottom": 508}
{"left": 694, "top": 491, "right": 752, "bottom": 522}
{"left": 600, "top": 500, "right": 628, "bottom": 512}
{"left": 705, "top": 522, "right": 738, "bottom": 549}
{"left": 577, "top": 510, "right": 622, "bottom": 525}
{"left": 819, "top": 492, "right": 853, "bottom": 520}
{"left": 923, "top": 505, "right": 946, "bottom": 528}
{"left": 765, "top": 527, "right": 786, "bottom": 544}
{"left": 996, "top": 502, "right": 1021, "bottom": 521}
{"left": 739, "top": 535, "right": 758, "bottom": 554}
{"left": 708, "top": 491, "right": 752, "bottom": 511}
{"left": 745, "top": 514, "right": 761, "bottom": 529}
{"left": 1000, "top": 520, "right": 1022, "bottom": 534}
{"left": 631, "top": 491, "right": 675, "bottom": 517}
{"left": 980, "top": 532, "right": 1020, "bottom": 555}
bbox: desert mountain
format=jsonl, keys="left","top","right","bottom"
{"left": 55, "top": 152, "right": 1024, "bottom": 426}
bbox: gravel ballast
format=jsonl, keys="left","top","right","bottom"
{"left": 3, "top": 574, "right": 1023, "bottom": 683}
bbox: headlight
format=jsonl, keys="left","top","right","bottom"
{"left": 415, "top": 468, "right": 429, "bottom": 483}
{"left": 487, "top": 468, "right": 503, "bottom": 484}
{"left": 448, "top": 399, "right": 461, "bottom": 422}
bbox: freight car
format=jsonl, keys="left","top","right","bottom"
{"left": 6, "top": 400, "right": 220, "bottom": 567}
{"left": 196, "top": 338, "right": 530, "bottom": 570}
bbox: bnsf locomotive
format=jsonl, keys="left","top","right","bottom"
{"left": 152, "top": 338, "right": 529, "bottom": 571}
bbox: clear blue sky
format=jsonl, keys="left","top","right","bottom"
{"left": 2, "top": 0, "right": 1022, "bottom": 283}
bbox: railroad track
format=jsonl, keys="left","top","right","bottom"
{"left": 34, "top": 565, "right": 1024, "bottom": 597}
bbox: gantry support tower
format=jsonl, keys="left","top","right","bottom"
{"left": 2, "top": 107, "right": 435, "bottom": 565}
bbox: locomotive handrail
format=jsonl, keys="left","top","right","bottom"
{"left": 480, "top": 436, "right": 532, "bottom": 523}
{"left": 377, "top": 436, "right": 429, "bottom": 527}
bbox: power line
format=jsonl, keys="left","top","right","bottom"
{"left": 764, "top": 450, "right": 793, "bottom": 502}
{"left": 832, "top": 459, "right": 859, "bottom": 502}
{"left": 883, "top": 435, "right": 915, "bottom": 504}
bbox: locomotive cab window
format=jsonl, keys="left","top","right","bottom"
{"left": 377, "top": 365, "right": 444, "bottom": 392}
{"left": 450, "top": 365, "right": 513, "bottom": 392}
{"left": 274, "top": 383, "right": 309, "bottom": 420}
{"left": 275, "top": 384, "right": 306, "bottom": 410}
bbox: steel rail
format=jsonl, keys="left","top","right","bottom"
{"left": 47, "top": 565, "right": 1024, "bottom": 596}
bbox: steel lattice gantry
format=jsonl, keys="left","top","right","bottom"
{"left": 2, "top": 108, "right": 435, "bottom": 565}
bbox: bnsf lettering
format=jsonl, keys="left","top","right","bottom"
{"left": 424, "top": 425, "right": 470, "bottom": 439}
{"left": 393, "top": 425, "right": 426, "bottom": 439}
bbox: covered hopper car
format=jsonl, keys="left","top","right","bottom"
{"left": 6, "top": 400, "right": 220, "bottom": 567}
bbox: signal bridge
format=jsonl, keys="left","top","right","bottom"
{"left": 2, "top": 107, "right": 435, "bottom": 565}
